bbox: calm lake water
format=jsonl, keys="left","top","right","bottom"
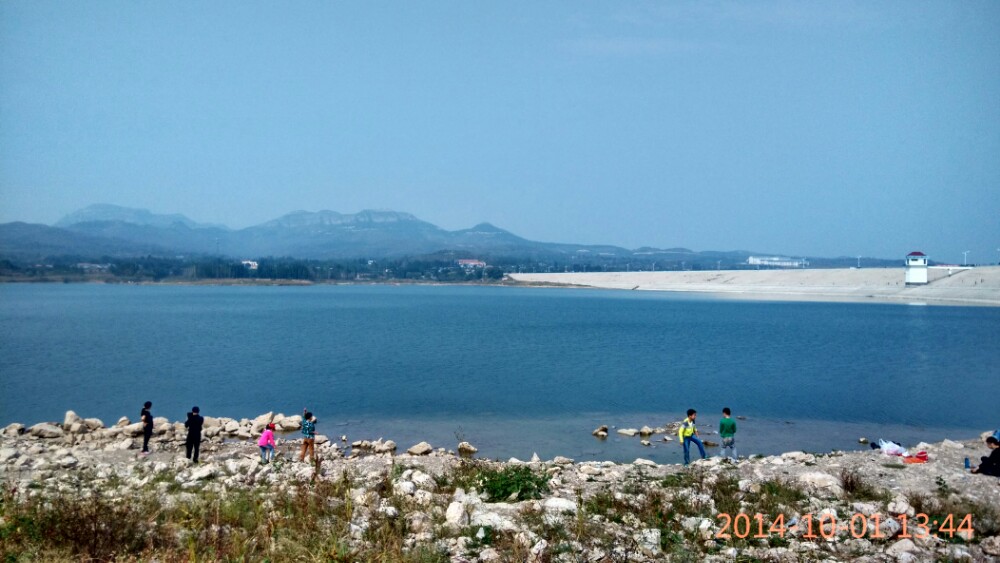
{"left": 1, "top": 283, "right": 996, "bottom": 463}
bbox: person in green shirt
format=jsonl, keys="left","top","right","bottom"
{"left": 719, "top": 407, "right": 737, "bottom": 461}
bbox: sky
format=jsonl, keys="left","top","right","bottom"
{"left": 1, "top": 2, "right": 998, "bottom": 263}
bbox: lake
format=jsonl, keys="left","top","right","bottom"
{"left": 1, "top": 283, "right": 996, "bottom": 463}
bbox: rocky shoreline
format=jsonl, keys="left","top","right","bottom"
{"left": 2, "top": 411, "right": 999, "bottom": 562}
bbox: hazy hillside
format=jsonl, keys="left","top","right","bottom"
{"left": 0, "top": 204, "right": 900, "bottom": 268}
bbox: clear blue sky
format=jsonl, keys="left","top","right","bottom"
{"left": 2, "top": 2, "right": 998, "bottom": 263}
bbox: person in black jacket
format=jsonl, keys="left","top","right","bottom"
{"left": 185, "top": 406, "right": 204, "bottom": 463}
{"left": 971, "top": 436, "right": 1000, "bottom": 477}
{"left": 140, "top": 401, "right": 154, "bottom": 455}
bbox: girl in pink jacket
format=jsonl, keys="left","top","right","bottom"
{"left": 258, "top": 423, "right": 276, "bottom": 463}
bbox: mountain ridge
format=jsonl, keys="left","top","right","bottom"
{"left": 0, "top": 204, "right": 894, "bottom": 267}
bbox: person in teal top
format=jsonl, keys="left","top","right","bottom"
{"left": 719, "top": 407, "right": 737, "bottom": 461}
{"left": 299, "top": 409, "right": 317, "bottom": 462}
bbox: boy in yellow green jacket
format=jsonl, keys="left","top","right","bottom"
{"left": 678, "top": 409, "right": 706, "bottom": 465}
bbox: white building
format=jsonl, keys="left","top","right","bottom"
{"left": 904, "top": 251, "right": 928, "bottom": 285}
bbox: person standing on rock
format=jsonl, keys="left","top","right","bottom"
{"left": 140, "top": 401, "right": 154, "bottom": 455}
{"left": 719, "top": 407, "right": 737, "bottom": 461}
{"left": 185, "top": 406, "right": 204, "bottom": 463}
{"left": 971, "top": 436, "right": 1000, "bottom": 477}
{"left": 299, "top": 409, "right": 317, "bottom": 462}
{"left": 678, "top": 409, "right": 706, "bottom": 465}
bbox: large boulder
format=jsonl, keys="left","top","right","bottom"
{"left": 797, "top": 471, "right": 843, "bottom": 496}
{"left": 278, "top": 415, "right": 302, "bottom": 431}
{"left": 2, "top": 423, "right": 25, "bottom": 437}
{"left": 83, "top": 418, "right": 104, "bottom": 431}
{"left": 123, "top": 422, "right": 145, "bottom": 437}
{"left": 28, "top": 423, "right": 64, "bottom": 439}
{"left": 251, "top": 412, "right": 274, "bottom": 434}
{"left": 407, "top": 442, "right": 433, "bottom": 456}
{"left": 63, "top": 411, "right": 82, "bottom": 427}
{"left": 457, "top": 442, "right": 478, "bottom": 456}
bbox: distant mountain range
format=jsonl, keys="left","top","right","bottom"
{"left": 0, "top": 204, "right": 890, "bottom": 267}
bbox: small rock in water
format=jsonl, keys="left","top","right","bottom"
{"left": 858, "top": 437, "right": 869, "bottom": 444}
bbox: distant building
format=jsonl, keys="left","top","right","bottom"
{"left": 457, "top": 259, "right": 487, "bottom": 269}
{"left": 241, "top": 260, "right": 259, "bottom": 270}
{"left": 905, "top": 251, "right": 928, "bottom": 285}
{"left": 746, "top": 256, "right": 809, "bottom": 268}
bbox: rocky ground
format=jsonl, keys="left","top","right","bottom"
{"left": 1, "top": 411, "right": 999, "bottom": 562}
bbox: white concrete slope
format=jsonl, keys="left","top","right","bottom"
{"left": 508, "top": 266, "right": 1000, "bottom": 307}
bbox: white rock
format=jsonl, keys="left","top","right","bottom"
{"left": 940, "top": 439, "right": 964, "bottom": 449}
{"left": 224, "top": 420, "right": 240, "bottom": 433}
{"left": 374, "top": 439, "right": 396, "bottom": 454}
{"left": 123, "top": 422, "right": 145, "bottom": 437}
{"left": 251, "top": 412, "right": 274, "bottom": 433}
{"left": 115, "top": 416, "right": 130, "bottom": 427}
{"left": 852, "top": 502, "right": 878, "bottom": 516}
{"left": 413, "top": 490, "right": 434, "bottom": 505}
{"left": 886, "top": 538, "right": 916, "bottom": 557}
{"left": 445, "top": 502, "right": 468, "bottom": 527}
{"left": 980, "top": 535, "right": 1000, "bottom": 556}
{"left": 639, "top": 426, "right": 654, "bottom": 436}
{"left": 28, "top": 423, "right": 64, "bottom": 439}
{"left": 410, "top": 470, "right": 435, "bottom": 490}
{"left": 781, "top": 451, "right": 816, "bottom": 463}
{"left": 278, "top": 415, "right": 302, "bottom": 431}
{"left": 407, "top": 441, "right": 433, "bottom": 456}
{"left": 63, "top": 410, "right": 82, "bottom": 427}
{"left": 637, "top": 528, "right": 660, "bottom": 554}
{"left": 57, "top": 456, "right": 78, "bottom": 468}
{"left": 0, "top": 448, "right": 20, "bottom": 463}
{"left": 552, "top": 456, "right": 574, "bottom": 465}
{"left": 471, "top": 510, "right": 519, "bottom": 531}
{"left": 530, "top": 539, "right": 548, "bottom": 560}
{"left": 640, "top": 440, "right": 651, "bottom": 446}
{"left": 457, "top": 441, "right": 478, "bottom": 455}
{"left": 189, "top": 464, "right": 217, "bottom": 481}
{"left": 633, "top": 458, "right": 657, "bottom": 467}
{"left": 2, "top": 423, "right": 25, "bottom": 437}
{"left": 797, "top": 471, "right": 843, "bottom": 495}
{"left": 543, "top": 497, "right": 577, "bottom": 514}
{"left": 888, "top": 498, "right": 914, "bottom": 517}
{"left": 83, "top": 417, "right": 104, "bottom": 430}
{"left": 617, "top": 428, "right": 639, "bottom": 437}
{"left": 395, "top": 481, "right": 417, "bottom": 496}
